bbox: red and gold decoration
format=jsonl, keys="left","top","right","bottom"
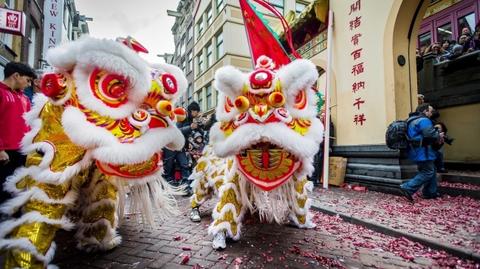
{"left": 0, "top": 37, "right": 187, "bottom": 268}
{"left": 186, "top": 0, "right": 324, "bottom": 251}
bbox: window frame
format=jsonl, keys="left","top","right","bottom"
{"left": 216, "top": 31, "right": 224, "bottom": 60}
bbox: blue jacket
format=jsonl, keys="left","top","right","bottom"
{"left": 407, "top": 115, "right": 439, "bottom": 162}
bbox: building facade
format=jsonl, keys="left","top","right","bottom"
{"left": 169, "top": 0, "right": 195, "bottom": 109}
{"left": 0, "top": 0, "right": 89, "bottom": 77}
{"left": 192, "top": 0, "right": 312, "bottom": 114}
{"left": 190, "top": 0, "right": 478, "bottom": 189}
{"left": 282, "top": 0, "right": 480, "bottom": 190}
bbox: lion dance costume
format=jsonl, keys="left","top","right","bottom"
{"left": 0, "top": 37, "right": 188, "bottom": 268}
{"left": 189, "top": 0, "right": 325, "bottom": 249}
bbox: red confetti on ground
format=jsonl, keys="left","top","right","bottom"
{"left": 180, "top": 254, "right": 190, "bottom": 265}
{"left": 233, "top": 257, "right": 243, "bottom": 265}
{"left": 309, "top": 210, "right": 480, "bottom": 268}
{"left": 314, "top": 188, "right": 480, "bottom": 255}
{"left": 173, "top": 235, "right": 182, "bottom": 241}
{"left": 181, "top": 246, "right": 192, "bottom": 251}
{"left": 218, "top": 254, "right": 228, "bottom": 260}
{"left": 439, "top": 181, "right": 480, "bottom": 190}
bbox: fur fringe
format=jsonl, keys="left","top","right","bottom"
{"left": 122, "top": 171, "right": 184, "bottom": 226}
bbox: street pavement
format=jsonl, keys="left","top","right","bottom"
{"left": 311, "top": 186, "right": 480, "bottom": 260}
{"left": 0, "top": 189, "right": 480, "bottom": 269}
{"left": 42, "top": 192, "right": 480, "bottom": 269}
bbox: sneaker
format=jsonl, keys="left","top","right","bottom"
{"left": 190, "top": 207, "right": 201, "bottom": 222}
{"left": 399, "top": 187, "right": 414, "bottom": 202}
{"left": 422, "top": 192, "right": 442, "bottom": 199}
{"left": 212, "top": 231, "right": 227, "bottom": 250}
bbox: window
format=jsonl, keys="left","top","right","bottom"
{"left": 216, "top": 0, "right": 225, "bottom": 14}
{"left": 197, "top": 89, "right": 204, "bottom": 111}
{"left": 418, "top": 32, "right": 432, "bottom": 52}
{"left": 295, "top": 1, "right": 307, "bottom": 14}
{"left": 196, "top": 20, "right": 204, "bottom": 39}
{"left": 5, "top": 0, "right": 16, "bottom": 8}
{"left": 206, "top": 43, "right": 214, "bottom": 68}
{"left": 187, "top": 84, "right": 193, "bottom": 103}
{"left": 206, "top": 5, "right": 213, "bottom": 26}
{"left": 188, "top": 52, "right": 193, "bottom": 73}
{"left": 181, "top": 60, "right": 186, "bottom": 72}
{"left": 179, "top": 38, "right": 186, "bottom": 56}
{"left": 28, "top": 26, "right": 37, "bottom": 68}
{"left": 457, "top": 13, "right": 475, "bottom": 36}
{"left": 269, "top": 0, "right": 284, "bottom": 15}
{"left": 206, "top": 84, "right": 213, "bottom": 109}
{"left": 436, "top": 22, "right": 452, "bottom": 44}
{"left": 188, "top": 25, "right": 193, "bottom": 41}
{"left": 216, "top": 31, "right": 224, "bottom": 59}
{"left": 63, "top": 4, "right": 70, "bottom": 29}
{"left": 197, "top": 52, "right": 204, "bottom": 75}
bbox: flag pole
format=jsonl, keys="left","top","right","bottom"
{"left": 322, "top": 10, "right": 334, "bottom": 189}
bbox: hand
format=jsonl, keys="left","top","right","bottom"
{"left": 191, "top": 122, "right": 198, "bottom": 130}
{"left": 0, "top": 150, "right": 9, "bottom": 164}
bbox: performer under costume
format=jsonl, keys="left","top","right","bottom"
{"left": 189, "top": 144, "right": 227, "bottom": 222}
{"left": 0, "top": 36, "right": 188, "bottom": 268}
{"left": 188, "top": 0, "right": 325, "bottom": 249}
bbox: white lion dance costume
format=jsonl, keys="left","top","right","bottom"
{"left": 189, "top": 0, "right": 325, "bottom": 249}
{"left": 0, "top": 37, "right": 188, "bottom": 268}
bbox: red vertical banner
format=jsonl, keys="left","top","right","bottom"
{"left": 347, "top": 0, "right": 367, "bottom": 127}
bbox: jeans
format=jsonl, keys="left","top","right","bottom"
{"left": 163, "top": 149, "right": 191, "bottom": 185}
{"left": 401, "top": 160, "right": 438, "bottom": 197}
{"left": 434, "top": 149, "right": 445, "bottom": 171}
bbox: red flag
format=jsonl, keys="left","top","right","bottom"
{"left": 239, "top": 0, "right": 296, "bottom": 69}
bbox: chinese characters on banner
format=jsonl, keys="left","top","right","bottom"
{"left": 348, "top": 0, "right": 366, "bottom": 126}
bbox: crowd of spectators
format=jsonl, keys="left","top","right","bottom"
{"left": 418, "top": 26, "right": 480, "bottom": 64}
{"left": 162, "top": 101, "right": 216, "bottom": 195}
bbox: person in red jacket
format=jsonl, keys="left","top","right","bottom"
{"left": 0, "top": 62, "right": 36, "bottom": 204}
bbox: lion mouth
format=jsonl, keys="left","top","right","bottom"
{"left": 236, "top": 142, "right": 301, "bottom": 191}
{"left": 96, "top": 152, "right": 162, "bottom": 179}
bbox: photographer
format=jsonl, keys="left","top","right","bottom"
{"left": 400, "top": 103, "right": 444, "bottom": 202}
{"left": 163, "top": 101, "right": 203, "bottom": 195}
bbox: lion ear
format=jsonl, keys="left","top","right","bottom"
{"left": 276, "top": 59, "right": 318, "bottom": 100}
{"left": 214, "top": 65, "right": 245, "bottom": 99}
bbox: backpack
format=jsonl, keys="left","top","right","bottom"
{"left": 385, "top": 116, "right": 421, "bottom": 150}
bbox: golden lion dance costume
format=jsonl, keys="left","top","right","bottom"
{"left": 0, "top": 37, "right": 188, "bottom": 268}
{"left": 190, "top": 0, "right": 325, "bottom": 250}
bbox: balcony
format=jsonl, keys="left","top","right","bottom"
{"left": 418, "top": 51, "right": 480, "bottom": 109}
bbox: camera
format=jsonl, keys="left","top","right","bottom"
{"left": 193, "top": 116, "right": 209, "bottom": 128}
{"left": 444, "top": 135, "right": 454, "bottom": 145}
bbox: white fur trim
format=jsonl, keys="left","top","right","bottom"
{"left": 0, "top": 239, "right": 57, "bottom": 266}
{"left": 0, "top": 212, "right": 74, "bottom": 242}
{"left": 47, "top": 36, "right": 151, "bottom": 119}
{"left": 208, "top": 221, "right": 242, "bottom": 241}
{"left": 0, "top": 187, "right": 78, "bottom": 215}
{"left": 214, "top": 65, "right": 246, "bottom": 100}
{"left": 62, "top": 106, "right": 185, "bottom": 164}
{"left": 276, "top": 59, "right": 318, "bottom": 103}
{"left": 3, "top": 151, "right": 93, "bottom": 193}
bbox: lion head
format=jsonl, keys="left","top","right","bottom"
{"left": 210, "top": 56, "right": 324, "bottom": 191}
